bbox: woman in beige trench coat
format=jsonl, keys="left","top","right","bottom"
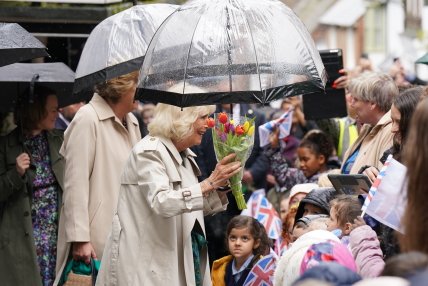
{"left": 96, "top": 103, "right": 242, "bottom": 286}
{"left": 55, "top": 71, "right": 141, "bottom": 284}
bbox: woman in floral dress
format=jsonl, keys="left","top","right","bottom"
{"left": 0, "top": 85, "right": 64, "bottom": 286}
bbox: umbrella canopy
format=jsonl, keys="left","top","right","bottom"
{"left": 137, "top": 0, "right": 327, "bottom": 107}
{"left": 0, "top": 62, "right": 75, "bottom": 112}
{"left": 0, "top": 23, "right": 49, "bottom": 67}
{"left": 416, "top": 53, "right": 428, "bottom": 65}
{"left": 73, "top": 3, "right": 178, "bottom": 101}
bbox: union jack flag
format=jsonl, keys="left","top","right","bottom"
{"left": 243, "top": 253, "right": 277, "bottom": 286}
{"left": 361, "top": 154, "right": 393, "bottom": 216}
{"left": 241, "top": 190, "right": 282, "bottom": 240}
{"left": 258, "top": 110, "right": 293, "bottom": 148}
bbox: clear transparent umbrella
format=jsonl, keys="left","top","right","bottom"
{"left": 137, "top": 0, "right": 327, "bottom": 107}
{"left": 0, "top": 23, "right": 49, "bottom": 67}
{"left": 73, "top": 3, "right": 178, "bottom": 101}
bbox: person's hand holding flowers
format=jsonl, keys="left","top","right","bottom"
{"left": 200, "top": 153, "right": 242, "bottom": 197}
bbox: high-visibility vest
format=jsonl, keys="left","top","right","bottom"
{"left": 337, "top": 117, "right": 358, "bottom": 158}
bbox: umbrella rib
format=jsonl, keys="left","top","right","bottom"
{"left": 225, "top": 5, "right": 233, "bottom": 93}
{"left": 182, "top": 8, "right": 205, "bottom": 105}
{"left": 240, "top": 2, "right": 263, "bottom": 103}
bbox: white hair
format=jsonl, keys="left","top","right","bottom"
{"left": 148, "top": 103, "right": 215, "bottom": 141}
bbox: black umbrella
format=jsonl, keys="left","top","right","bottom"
{"left": 137, "top": 0, "right": 327, "bottom": 107}
{"left": 0, "top": 23, "right": 49, "bottom": 67}
{"left": 0, "top": 62, "right": 75, "bottom": 112}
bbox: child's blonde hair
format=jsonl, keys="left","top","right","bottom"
{"left": 329, "top": 195, "right": 361, "bottom": 227}
{"left": 282, "top": 204, "right": 299, "bottom": 246}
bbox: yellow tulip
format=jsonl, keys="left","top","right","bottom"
{"left": 247, "top": 125, "right": 255, "bottom": 136}
{"left": 243, "top": 121, "right": 250, "bottom": 132}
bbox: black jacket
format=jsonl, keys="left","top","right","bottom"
{"left": 294, "top": 187, "right": 337, "bottom": 222}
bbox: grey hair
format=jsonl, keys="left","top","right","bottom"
{"left": 148, "top": 103, "right": 216, "bottom": 141}
{"left": 352, "top": 72, "right": 398, "bottom": 112}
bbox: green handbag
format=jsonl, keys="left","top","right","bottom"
{"left": 59, "top": 258, "right": 100, "bottom": 286}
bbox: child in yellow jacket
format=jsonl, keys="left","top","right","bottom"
{"left": 211, "top": 215, "right": 276, "bottom": 286}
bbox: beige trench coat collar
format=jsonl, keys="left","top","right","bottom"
{"left": 374, "top": 110, "right": 391, "bottom": 127}
{"left": 158, "top": 136, "right": 202, "bottom": 177}
{"left": 90, "top": 93, "right": 139, "bottom": 127}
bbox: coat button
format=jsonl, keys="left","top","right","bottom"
{"left": 23, "top": 211, "right": 30, "bottom": 217}
{"left": 24, "top": 231, "right": 30, "bottom": 236}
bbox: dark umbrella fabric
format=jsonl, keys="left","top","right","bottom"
{"left": 0, "top": 62, "right": 75, "bottom": 112}
{"left": 137, "top": 0, "right": 327, "bottom": 107}
{"left": 0, "top": 23, "right": 49, "bottom": 67}
{"left": 73, "top": 4, "right": 178, "bottom": 101}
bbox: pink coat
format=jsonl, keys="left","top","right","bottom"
{"left": 349, "top": 225, "right": 385, "bottom": 278}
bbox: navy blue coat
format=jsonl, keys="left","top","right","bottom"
{"left": 293, "top": 262, "right": 361, "bottom": 286}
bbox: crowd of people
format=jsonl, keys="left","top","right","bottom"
{"left": 1, "top": 54, "right": 428, "bottom": 286}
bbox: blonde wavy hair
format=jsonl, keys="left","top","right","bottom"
{"left": 148, "top": 103, "right": 216, "bottom": 141}
{"left": 94, "top": 70, "right": 139, "bottom": 104}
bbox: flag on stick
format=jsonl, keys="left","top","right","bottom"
{"left": 361, "top": 154, "right": 393, "bottom": 217}
{"left": 258, "top": 110, "right": 293, "bottom": 148}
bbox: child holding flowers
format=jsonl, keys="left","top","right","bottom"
{"left": 264, "top": 129, "right": 336, "bottom": 191}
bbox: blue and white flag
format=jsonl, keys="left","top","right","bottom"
{"left": 258, "top": 110, "right": 293, "bottom": 148}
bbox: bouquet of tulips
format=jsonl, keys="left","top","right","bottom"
{"left": 207, "top": 112, "right": 255, "bottom": 210}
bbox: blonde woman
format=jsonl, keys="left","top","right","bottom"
{"left": 55, "top": 71, "right": 141, "bottom": 282}
{"left": 96, "top": 103, "right": 241, "bottom": 286}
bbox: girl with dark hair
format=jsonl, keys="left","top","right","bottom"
{"left": 389, "top": 86, "right": 426, "bottom": 161}
{"left": 265, "top": 129, "right": 336, "bottom": 191}
{"left": 0, "top": 85, "right": 64, "bottom": 286}
{"left": 211, "top": 215, "right": 274, "bottom": 286}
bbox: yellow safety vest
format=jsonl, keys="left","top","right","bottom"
{"left": 337, "top": 118, "right": 358, "bottom": 158}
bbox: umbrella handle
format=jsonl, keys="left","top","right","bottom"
{"left": 29, "top": 74, "right": 40, "bottom": 103}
